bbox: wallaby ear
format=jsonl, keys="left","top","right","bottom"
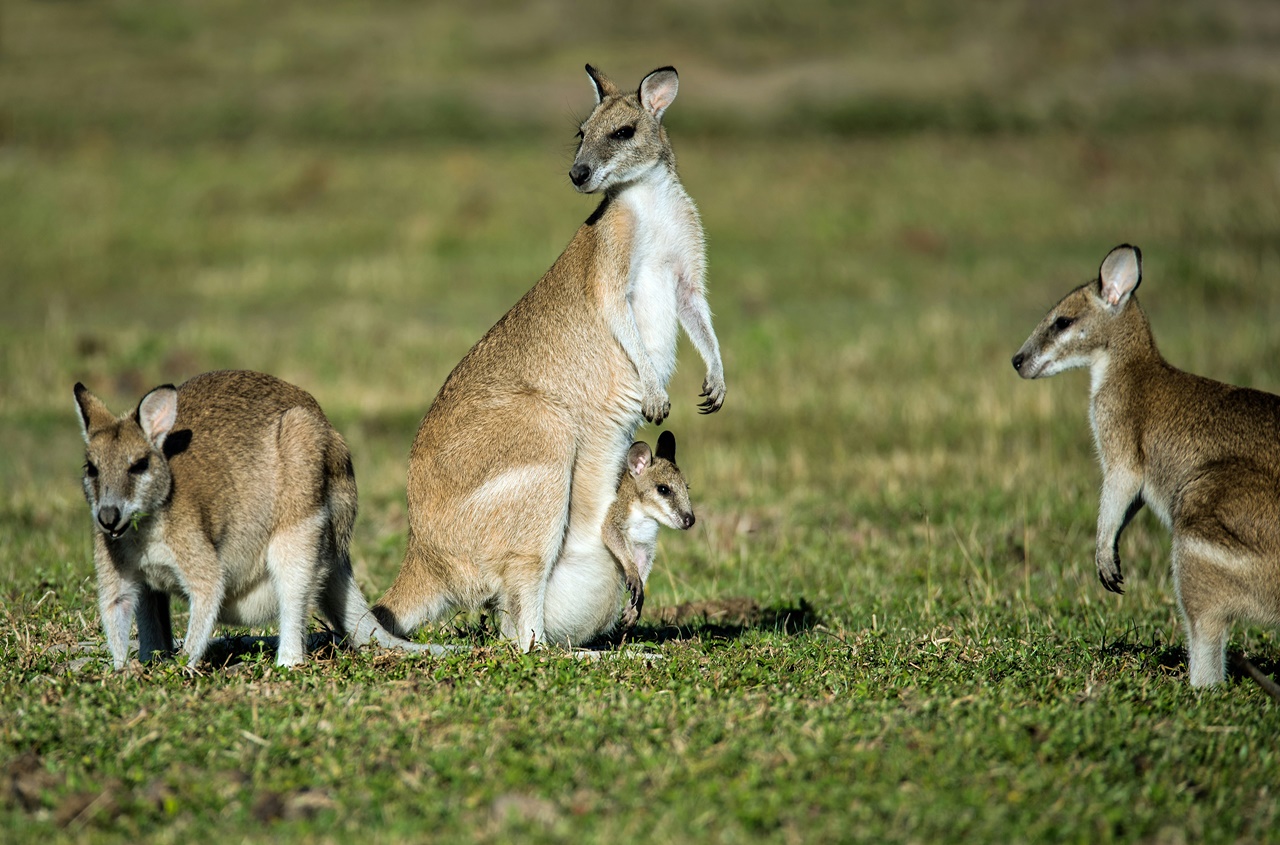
{"left": 656, "top": 430, "right": 677, "bottom": 463}
{"left": 626, "top": 441, "right": 652, "bottom": 477}
{"left": 639, "top": 67, "right": 678, "bottom": 121}
{"left": 1098, "top": 244, "right": 1142, "bottom": 309}
{"left": 74, "top": 383, "right": 114, "bottom": 444}
{"left": 136, "top": 385, "right": 178, "bottom": 450}
{"left": 585, "top": 64, "right": 618, "bottom": 104}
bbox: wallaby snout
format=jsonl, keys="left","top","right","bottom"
{"left": 569, "top": 163, "right": 591, "bottom": 187}
{"left": 97, "top": 505, "right": 123, "bottom": 536}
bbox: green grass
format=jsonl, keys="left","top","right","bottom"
{"left": 4, "top": 1, "right": 1280, "bottom": 842}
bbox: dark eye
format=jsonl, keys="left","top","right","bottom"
{"left": 129, "top": 457, "right": 150, "bottom": 475}
{"left": 611, "top": 126, "right": 635, "bottom": 141}
{"left": 1052, "top": 316, "right": 1075, "bottom": 332}
{"left": 85, "top": 462, "right": 99, "bottom": 478}
{"left": 656, "top": 484, "right": 671, "bottom": 497}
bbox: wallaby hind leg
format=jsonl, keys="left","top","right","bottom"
{"left": 497, "top": 454, "right": 576, "bottom": 651}
{"left": 266, "top": 512, "right": 327, "bottom": 667}
{"left": 1173, "top": 537, "right": 1233, "bottom": 687}
{"left": 498, "top": 562, "right": 548, "bottom": 652}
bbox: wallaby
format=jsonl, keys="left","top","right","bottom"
{"left": 604, "top": 431, "right": 694, "bottom": 631}
{"left": 373, "top": 64, "right": 724, "bottom": 650}
{"left": 1013, "top": 245, "right": 1280, "bottom": 690}
{"left": 75, "top": 370, "right": 441, "bottom": 670}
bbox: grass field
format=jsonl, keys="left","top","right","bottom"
{"left": 4, "top": 1, "right": 1280, "bottom": 842}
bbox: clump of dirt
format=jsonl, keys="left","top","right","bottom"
{"left": 653, "top": 597, "right": 763, "bottom": 626}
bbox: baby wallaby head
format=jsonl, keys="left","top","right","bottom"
{"left": 1012, "top": 244, "right": 1143, "bottom": 380}
{"left": 621, "top": 431, "right": 694, "bottom": 531}
{"left": 569, "top": 64, "right": 679, "bottom": 194}
{"left": 74, "top": 382, "right": 179, "bottom": 540}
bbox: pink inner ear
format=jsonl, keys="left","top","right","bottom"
{"left": 647, "top": 89, "right": 674, "bottom": 114}
{"left": 632, "top": 454, "right": 649, "bottom": 476}
{"left": 642, "top": 74, "right": 678, "bottom": 116}
{"left": 140, "top": 390, "right": 178, "bottom": 444}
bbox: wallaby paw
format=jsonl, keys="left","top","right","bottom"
{"left": 698, "top": 374, "right": 726, "bottom": 414}
{"left": 642, "top": 391, "right": 671, "bottom": 425}
{"left": 177, "top": 659, "right": 206, "bottom": 678}
{"left": 622, "top": 578, "right": 645, "bottom": 629}
{"left": 1096, "top": 553, "right": 1125, "bottom": 594}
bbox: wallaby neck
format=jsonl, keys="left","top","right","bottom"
{"left": 607, "top": 161, "right": 686, "bottom": 209}
{"left": 1089, "top": 299, "right": 1163, "bottom": 401}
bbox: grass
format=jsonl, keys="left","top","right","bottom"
{"left": 4, "top": 1, "right": 1280, "bottom": 842}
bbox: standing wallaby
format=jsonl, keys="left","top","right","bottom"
{"left": 75, "top": 370, "right": 436, "bottom": 669}
{"left": 603, "top": 431, "right": 694, "bottom": 631}
{"left": 373, "top": 65, "right": 724, "bottom": 650}
{"left": 1013, "top": 245, "right": 1280, "bottom": 688}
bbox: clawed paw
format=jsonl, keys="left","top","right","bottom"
{"left": 1096, "top": 554, "right": 1125, "bottom": 594}
{"left": 642, "top": 392, "right": 670, "bottom": 425}
{"left": 622, "top": 578, "right": 645, "bottom": 629}
{"left": 698, "top": 376, "right": 726, "bottom": 414}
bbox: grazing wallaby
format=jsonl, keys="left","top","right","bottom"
{"left": 373, "top": 64, "right": 724, "bottom": 650}
{"left": 603, "top": 431, "right": 694, "bottom": 631}
{"left": 1013, "top": 245, "right": 1280, "bottom": 688}
{"left": 75, "top": 370, "right": 437, "bottom": 670}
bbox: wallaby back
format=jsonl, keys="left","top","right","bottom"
{"left": 1014, "top": 245, "right": 1280, "bottom": 689}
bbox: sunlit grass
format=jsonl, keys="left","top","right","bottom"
{"left": 4, "top": 1, "right": 1280, "bottom": 842}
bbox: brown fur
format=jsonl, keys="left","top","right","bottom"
{"left": 373, "top": 66, "right": 724, "bottom": 649}
{"left": 1013, "top": 245, "right": 1280, "bottom": 687}
{"left": 75, "top": 370, "right": 420, "bottom": 669}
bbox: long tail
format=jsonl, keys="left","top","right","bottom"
{"left": 1230, "top": 652, "right": 1280, "bottom": 704}
{"left": 325, "top": 435, "right": 467, "bottom": 658}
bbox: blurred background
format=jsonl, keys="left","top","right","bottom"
{"left": 3, "top": 0, "right": 1280, "bottom": 621}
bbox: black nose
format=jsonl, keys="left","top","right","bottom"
{"left": 1011, "top": 352, "right": 1025, "bottom": 372}
{"left": 683, "top": 513, "right": 695, "bottom": 529}
{"left": 97, "top": 505, "right": 121, "bottom": 533}
{"left": 569, "top": 163, "right": 591, "bottom": 187}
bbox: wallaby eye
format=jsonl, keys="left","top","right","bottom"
{"left": 656, "top": 484, "right": 671, "bottom": 497}
{"left": 85, "top": 462, "right": 99, "bottom": 478}
{"left": 611, "top": 126, "right": 635, "bottom": 141}
{"left": 129, "top": 457, "right": 150, "bottom": 475}
{"left": 1052, "top": 316, "right": 1075, "bottom": 333}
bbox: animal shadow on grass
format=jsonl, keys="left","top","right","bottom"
{"left": 1099, "top": 634, "right": 1280, "bottom": 692}
{"left": 55, "top": 600, "right": 818, "bottom": 670}
{"left": 50, "top": 631, "right": 348, "bottom": 673}
{"left": 599, "top": 597, "right": 820, "bottom": 648}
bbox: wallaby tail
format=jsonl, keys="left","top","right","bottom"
{"left": 325, "top": 433, "right": 359, "bottom": 562}
{"left": 1230, "top": 652, "right": 1280, "bottom": 704}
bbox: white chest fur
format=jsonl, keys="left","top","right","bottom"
{"left": 624, "top": 505, "right": 661, "bottom": 583}
{"left": 620, "top": 171, "right": 704, "bottom": 388}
